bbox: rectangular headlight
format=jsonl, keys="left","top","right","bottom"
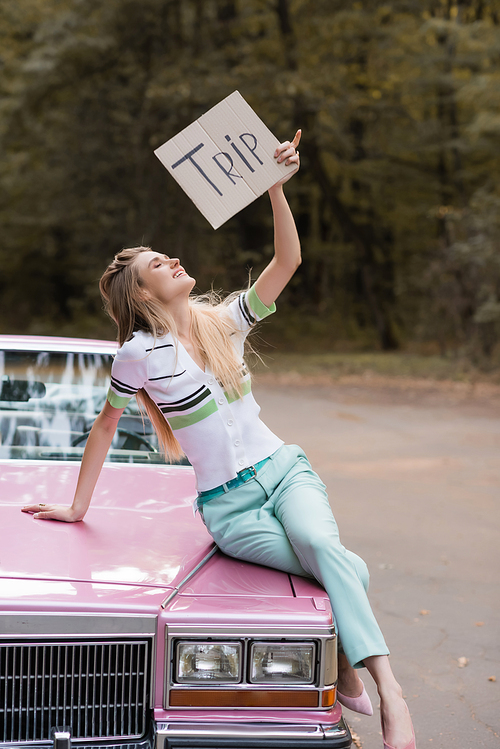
{"left": 250, "top": 642, "right": 315, "bottom": 684}
{"left": 175, "top": 641, "right": 241, "bottom": 683}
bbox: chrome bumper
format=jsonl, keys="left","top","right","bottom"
{"left": 156, "top": 721, "right": 351, "bottom": 749}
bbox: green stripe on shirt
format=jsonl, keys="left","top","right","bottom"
{"left": 246, "top": 284, "right": 276, "bottom": 320}
{"left": 107, "top": 388, "right": 132, "bottom": 409}
{"left": 224, "top": 379, "right": 252, "bottom": 404}
{"left": 167, "top": 398, "right": 218, "bottom": 430}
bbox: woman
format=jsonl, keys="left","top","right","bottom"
{"left": 22, "top": 131, "right": 415, "bottom": 749}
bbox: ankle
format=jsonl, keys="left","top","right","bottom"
{"left": 378, "top": 682, "right": 404, "bottom": 703}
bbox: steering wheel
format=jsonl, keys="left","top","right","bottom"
{"left": 72, "top": 428, "right": 157, "bottom": 452}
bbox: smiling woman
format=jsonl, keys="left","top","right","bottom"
{"left": 20, "top": 132, "right": 416, "bottom": 749}
{"left": 136, "top": 252, "right": 196, "bottom": 308}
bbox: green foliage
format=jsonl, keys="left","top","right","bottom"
{"left": 0, "top": 0, "right": 499, "bottom": 363}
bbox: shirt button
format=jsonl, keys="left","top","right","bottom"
{"left": 234, "top": 440, "right": 240, "bottom": 446}
{"left": 207, "top": 378, "right": 214, "bottom": 385}
{"left": 218, "top": 398, "right": 224, "bottom": 405}
{"left": 238, "top": 459, "right": 245, "bottom": 466}
{"left": 227, "top": 419, "right": 233, "bottom": 426}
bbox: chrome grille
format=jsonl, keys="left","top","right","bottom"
{"left": 0, "top": 639, "right": 150, "bottom": 742}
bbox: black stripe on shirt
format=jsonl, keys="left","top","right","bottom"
{"left": 148, "top": 370, "right": 186, "bottom": 381}
{"left": 160, "top": 387, "right": 210, "bottom": 414}
{"left": 157, "top": 384, "right": 206, "bottom": 407}
{"left": 145, "top": 343, "right": 174, "bottom": 352}
{"left": 111, "top": 377, "right": 137, "bottom": 395}
{"left": 239, "top": 292, "right": 256, "bottom": 326}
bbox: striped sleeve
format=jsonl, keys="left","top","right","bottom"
{"left": 226, "top": 283, "right": 276, "bottom": 335}
{"left": 106, "top": 337, "right": 148, "bottom": 409}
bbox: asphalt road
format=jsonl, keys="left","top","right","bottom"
{"left": 253, "top": 378, "right": 500, "bottom": 749}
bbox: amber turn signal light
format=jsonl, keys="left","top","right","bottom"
{"left": 321, "top": 688, "right": 336, "bottom": 708}
{"left": 170, "top": 689, "right": 320, "bottom": 708}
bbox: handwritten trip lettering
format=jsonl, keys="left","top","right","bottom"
{"left": 171, "top": 132, "right": 264, "bottom": 196}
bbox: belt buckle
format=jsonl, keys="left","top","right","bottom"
{"left": 239, "top": 465, "right": 257, "bottom": 483}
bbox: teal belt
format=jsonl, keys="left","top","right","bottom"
{"left": 197, "top": 457, "right": 271, "bottom": 506}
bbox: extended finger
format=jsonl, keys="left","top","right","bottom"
{"left": 21, "top": 504, "right": 47, "bottom": 514}
{"left": 292, "top": 129, "right": 302, "bottom": 148}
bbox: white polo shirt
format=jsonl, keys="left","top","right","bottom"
{"left": 107, "top": 285, "right": 283, "bottom": 492}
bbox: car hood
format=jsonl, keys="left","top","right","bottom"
{"left": 1, "top": 461, "right": 214, "bottom": 590}
{"left": 1, "top": 460, "right": 329, "bottom": 625}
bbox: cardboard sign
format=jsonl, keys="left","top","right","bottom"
{"left": 154, "top": 91, "right": 298, "bottom": 229}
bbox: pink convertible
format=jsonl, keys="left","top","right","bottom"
{"left": 0, "top": 336, "right": 351, "bottom": 749}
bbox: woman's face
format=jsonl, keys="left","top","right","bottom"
{"left": 134, "top": 251, "right": 195, "bottom": 306}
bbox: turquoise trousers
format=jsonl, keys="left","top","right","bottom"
{"left": 199, "top": 444, "right": 389, "bottom": 669}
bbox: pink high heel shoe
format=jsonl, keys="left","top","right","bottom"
{"left": 381, "top": 701, "right": 416, "bottom": 749}
{"left": 337, "top": 679, "right": 374, "bottom": 716}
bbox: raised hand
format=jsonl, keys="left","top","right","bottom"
{"left": 271, "top": 129, "right": 301, "bottom": 187}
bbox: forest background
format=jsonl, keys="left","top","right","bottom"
{"left": 1, "top": 0, "right": 500, "bottom": 372}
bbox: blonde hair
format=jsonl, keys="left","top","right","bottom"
{"left": 99, "top": 246, "right": 252, "bottom": 461}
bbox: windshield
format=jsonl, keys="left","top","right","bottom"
{"left": 0, "top": 348, "right": 182, "bottom": 464}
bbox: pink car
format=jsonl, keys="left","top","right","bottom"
{"left": 0, "top": 336, "right": 351, "bottom": 749}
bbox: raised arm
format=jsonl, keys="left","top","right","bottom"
{"left": 21, "top": 400, "right": 124, "bottom": 522}
{"left": 253, "top": 130, "right": 301, "bottom": 309}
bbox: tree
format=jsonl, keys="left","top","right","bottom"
{"left": 0, "top": 0, "right": 499, "bottom": 360}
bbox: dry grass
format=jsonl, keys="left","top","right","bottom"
{"left": 252, "top": 350, "right": 500, "bottom": 385}
{"left": 250, "top": 351, "right": 500, "bottom": 411}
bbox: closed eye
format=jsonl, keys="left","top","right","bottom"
{"left": 148, "top": 254, "right": 170, "bottom": 270}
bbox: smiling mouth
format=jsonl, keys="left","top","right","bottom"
{"left": 173, "top": 270, "right": 186, "bottom": 279}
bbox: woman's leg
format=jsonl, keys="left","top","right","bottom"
{"left": 336, "top": 655, "right": 415, "bottom": 748}
{"left": 202, "top": 445, "right": 414, "bottom": 748}
{"left": 365, "top": 655, "right": 415, "bottom": 749}
{"left": 268, "top": 451, "right": 390, "bottom": 669}
{"left": 203, "top": 445, "right": 388, "bottom": 668}
{"left": 268, "top": 452, "right": 415, "bottom": 747}
{"left": 337, "top": 652, "right": 366, "bottom": 697}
